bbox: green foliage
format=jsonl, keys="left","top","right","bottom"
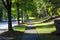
{"left": 46, "top": 0, "right": 60, "bottom": 16}
{"left": 1, "top": 0, "right": 60, "bottom": 20}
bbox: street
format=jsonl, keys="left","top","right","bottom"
{"left": 0, "top": 21, "right": 22, "bottom": 33}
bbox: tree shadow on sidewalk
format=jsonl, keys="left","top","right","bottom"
{"left": 0, "top": 31, "right": 24, "bottom": 40}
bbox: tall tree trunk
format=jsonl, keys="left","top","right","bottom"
{"left": 7, "top": 8, "right": 13, "bottom": 31}
{"left": 16, "top": 3, "right": 20, "bottom": 25}
{"left": 16, "top": 0, "right": 20, "bottom": 25}
{"left": 0, "top": 8, "right": 2, "bottom": 22}
{"left": 1, "top": 0, "right": 13, "bottom": 31}
{"left": 22, "top": 11, "right": 24, "bottom": 24}
{"left": 23, "top": 11, "right": 28, "bottom": 23}
{"left": 7, "top": 0, "right": 13, "bottom": 31}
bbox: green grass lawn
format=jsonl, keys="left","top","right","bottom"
{"left": 13, "top": 25, "right": 26, "bottom": 32}
{"left": 36, "top": 22, "right": 60, "bottom": 40}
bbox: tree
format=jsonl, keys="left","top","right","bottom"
{"left": 1, "top": 0, "right": 13, "bottom": 31}
{"left": 15, "top": 0, "right": 20, "bottom": 25}
{"left": 0, "top": 1, "right": 3, "bottom": 22}
{"left": 0, "top": 7, "right": 3, "bottom": 22}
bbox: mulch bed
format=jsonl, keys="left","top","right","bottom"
{"left": 51, "top": 31, "right": 60, "bottom": 36}
{"left": 0, "top": 31, "right": 24, "bottom": 40}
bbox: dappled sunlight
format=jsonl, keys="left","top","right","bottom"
{"left": 13, "top": 25, "right": 26, "bottom": 32}
{"left": 36, "top": 22, "right": 60, "bottom": 40}
{"left": 25, "top": 29, "right": 37, "bottom": 34}
{"left": 36, "top": 23, "right": 56, "bottom": 34}
{"left": 0, "top": 0, "right": 60, "bottom": 40}
{"left": 33, "top": 22, "right": 41, "bottom": 24}
{"left": 36, "top": 28, "right": 58, "bottom": 40}
{"left": 36, "top": 24, "right": 55, "bottom": 28}
{"left": 29, "top": 17, "right": 36, "bottom": 20}
{"left": 36, "top": 28, "right": 56, "bottom": 34}
{"left": 27, "top": 25, "right": 35, "bottom": 26}
{"left": 34, "top": 22, "right": 54, "bottom": 26}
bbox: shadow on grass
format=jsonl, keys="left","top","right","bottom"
{"left": 36, "top": 25, "right": 55, "bottom": 28}
{"left": 38, "top": 33, "right": 60, "bottom": 40}
{"left": 36, "top": 24, "right": 60, "bottom": 40}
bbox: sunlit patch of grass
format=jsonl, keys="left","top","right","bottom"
{"left": 36, "top": 28, "right": 56, "bottom": 34}
{"left": 34, "top": 22, "right": 54, "bottom": 26}
{"left": 36, "top": 22, "right": 60, "bottom": 40}
{"left": 36, "top": 24, "right": 56, "bottom": 34}
{"left": 13, "top": 25, "right": 26, "bottom": 32}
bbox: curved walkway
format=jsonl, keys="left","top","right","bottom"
{"left": 22, "top": 21, "right": 39, "bottom": 40}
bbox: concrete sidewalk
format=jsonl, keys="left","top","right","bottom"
{"left": 22, "top": 21, "right": 39, "bottom": 40}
